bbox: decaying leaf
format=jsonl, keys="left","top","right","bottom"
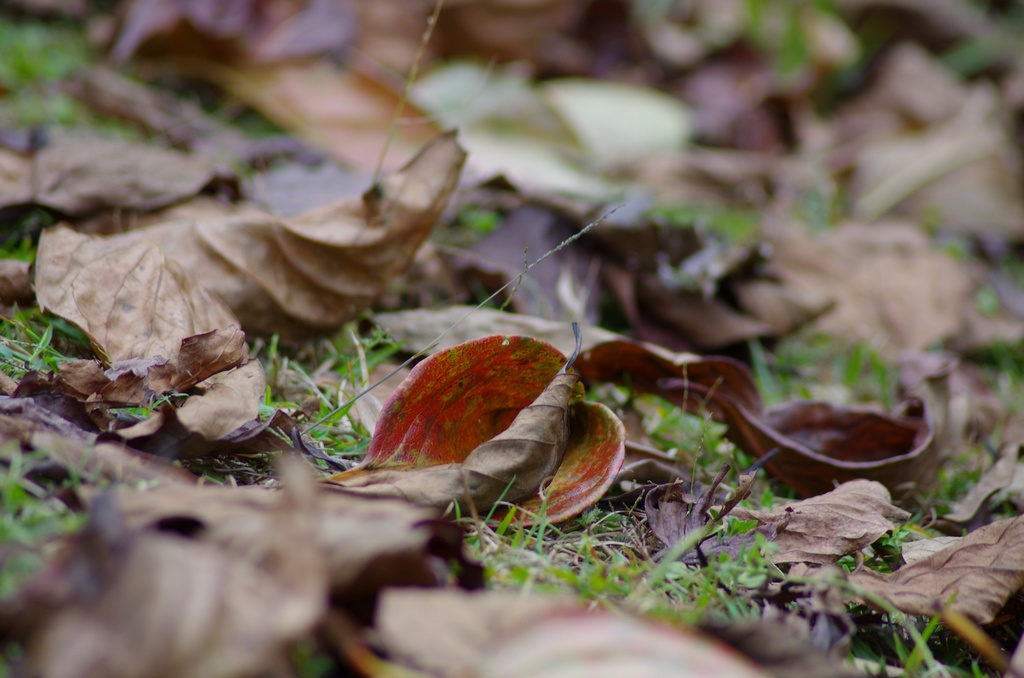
{"left": 115, "top": 362, "right": 294, "bottom": 460}
{"left": 375, "top": 588, "right": 768, "bottom": 678}
{"left": 850, "top": 516, "right": 1024, "bottom": 624}
{"left": 328, "top": 335, "right": 624, "bottom": 523}
{"left": 35, "top": 227, "right": 239, "bottom": 363}
{"left": 730, "top": 480, "right": 910, "bottom": 565}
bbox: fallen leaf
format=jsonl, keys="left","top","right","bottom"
{"left": 374, "top": 305, "right": 621, "bottom": 357}
{"left": 943, "top": 445, "right": 1019, "bottom": 525}
{"left": 646, "top": 467, "right": 768, "bottom": 565}
{"left": 768, "top": 221, "right": 973, "bottom": 355}
{"left": 328, "top": 335, "right": 625, "bottom": 523}
{"left": 0, "top": 136, "right": 230, "bottom": 220}
{"left": 114, "top": 361, "right": 289, "bottom": 460}
{"left": 0, "top": 397, "right": 192, "bottom": 485}
{"left": 10, "top": 369, "right": 108, "bottom": 432}
{"left": 576, "top": 340, "right": 944, "bottom": 499}
{"left": 375, "top": 588, "right": 768, "bottom": 678}
{"left": 850, "top": 516, "right": 1024, "bottom": 624}
{"left": 35, "top": 226, "right": 239, "bottom": 363}
{"left": 103, "top": 472, "right": 479, "bottom": 618}
{"left": 900, "top": 536, "right": 962, "bottom": 566}
{"left": 106, "top": 132, "right": 465, "bottom": 338}
{"left": 704, "top": 617, "right": 862, "bottom": 678}
{"left": 4, "top": 471, "right": 327, "bottom": 678}
{"left": 731, "top": 480, "right": 910, "bottom": 565}
{"left": 56, "top": 327, "right": 248, "bottom": 408}
{"left": 0, "top": 259, "right": 32, "bottom": 312}
{"left": 110, "top": 0, "right": 356, "bottom": 64}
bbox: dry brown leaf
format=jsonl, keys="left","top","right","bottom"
{"left": 0, "top": 259, "right": 32, "bottom": 311}
{"left": 645, "top": 468, "right": 764, "bottom": 565}
{"left": 35, "top": 226, "right": 239, "bottom": 363}
{"left": 731, "top": 480, "right": 909, "bottom": 565}
{"left": 103, "top": 475, "right": 478, "bottom": 617}
{"left": 900, "top": 536, "right": 962, "bottom": 566}
{"left": 56, "top": 327, "right": 248, "bottom": 408}
{"left": 375, "top": 588, "right": 768, "bottom": 678}
{"left": 374, "top": 305, "right": 621, "bottom": 357}
{"left": 0, "top": 398, "right": 191, "bottom": 485}
{"left": 115, "top": 361, "right": 287, "bottom": 460}
{"left": 108, "top": 132, "right": 465, "bottom": 338}
{"left": 0, "top": 136, "right": 227, "bottom": 219}
{"left": 850, "top": 516, "right": 1024, "bottom": 624}
{"left": 6, "top": 469, "right": 326, "bottom": 678}
{"left": 769, "top": 221, "right": 972, "bottom": 355}
{"left": 943, "top": 445, "right": 1019, "bottom": 525}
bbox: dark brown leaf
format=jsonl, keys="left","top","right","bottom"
{"left": 114, "top": 361, "right": 286, "bottom": 459}
{"left": 576, "top": 339, "right": 946, "bottom": 499}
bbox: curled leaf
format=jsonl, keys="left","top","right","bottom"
{"left": 328, "top": 335, "right": 624, "bottom": 523}
{"left": 576, "top": 340, "right": 943, "bottom": 499}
